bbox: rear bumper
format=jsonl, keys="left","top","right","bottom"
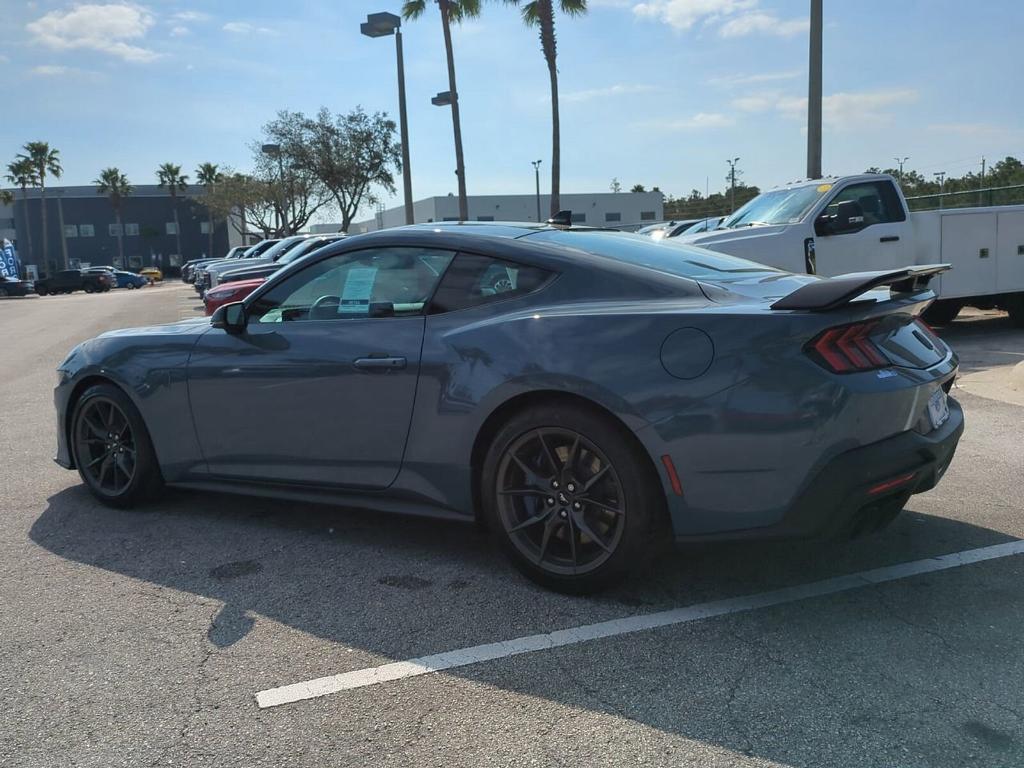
{"left": 675, "top": 396, "right": 964, "bottom": 542}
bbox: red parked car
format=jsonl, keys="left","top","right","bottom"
{"left": 203, "top": 278, "right": 265, "bottom": 316}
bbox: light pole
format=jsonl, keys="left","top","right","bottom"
{"left": 361, "top": 12, "right": 414, "bottom": 225}
{"left": 261, "top": 143, "right": 285, "bottom": 235}
{"left": 806, "top": 0, "right": 823, "bottom": 179}
{"left": 727, "top": 157, "right": 741, "bottom": 213}
{"left": 531, "top": 160, "right": 542, "bottom": 222}
{"left": 894, "top": 156, "right": 909, "bottom": 186}
{"left": 934, "top": 172, "right": 946, "bottom": 210}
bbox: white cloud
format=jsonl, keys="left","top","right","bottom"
{"left": 777, "top": 89, "right": 918, "bottom": 127}
{"left": 636, "top": 112, "right": 735, "bottom": 130}
{"left": 171, "top": 11, "right": 209, "bottom": 22}
{"left": 720, "top": 12, "right": 808, "bottom": 37}
{"left": 562, "top": 83, "right": 659, "bottom": 103}
{"left": 731, "top": 93, "right": 776, "bottom": 112}
{"left": 30, "top": 64, "right": 100, "bottom": 79}
{"left": 170, "top": 25, "right": 190, "bottom": 37}
{"left": 632, "top": 0, "right": 807, "bottom": 38}
{"left": 26, "top": 3, "right": 160, "bottom": 63}
{"left": 710, "top": 69, "right": 801, "bottom": 87}
{"left": 223, "top": 21, "right": 276, "bottom": 36}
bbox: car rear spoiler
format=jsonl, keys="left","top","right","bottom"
{"left": 770, "top": 264, "right": 951, "bottom": 311}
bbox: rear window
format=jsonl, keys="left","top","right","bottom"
{"left": 429, "top": 254, "right": 552, "bottom": 314}
{"left": 524, "top": 230, "right": 780, "bottom": 281}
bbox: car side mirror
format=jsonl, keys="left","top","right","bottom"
{"left": 211, "top": 301, "right": 247, "bottom": 333}
{"left": 818, "top": 199, "right": 866, "bottom": 235}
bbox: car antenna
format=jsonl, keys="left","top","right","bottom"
{"left": 546, "top": 210, "right": 573, "bottom": 228}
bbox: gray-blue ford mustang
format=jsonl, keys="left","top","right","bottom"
{"left": 54, "top": 222, "right": 963, "bottom": 592}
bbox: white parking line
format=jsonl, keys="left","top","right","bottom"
{"left": 255, "top": 539, "right": 1024, "bottom": 709}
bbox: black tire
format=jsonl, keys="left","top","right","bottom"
{"left": 36, "top": 287, "right": 47, "bottom": 296}
{"left": 922, "top": 299, "right": 962, "bottom": 326}
{"left": 481, "top": 403, "right": 664, "bottom": 594}
{"left": 84, "top": 284, "right": 95, "bottom": 294}
{"left": 0, "top": 287, "right": 8, "bottom": 298}
{"left": 70, "top": 383, "right": 163, "bottom": 508}
{"left": 1005, "top": 293, "right": 1024, "bottom": 329}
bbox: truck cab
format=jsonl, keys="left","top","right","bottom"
{"left": 677, "top": 174, "right": 912, "bottom": 277}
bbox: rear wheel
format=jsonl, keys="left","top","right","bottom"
{"left": 36, "top": 287, "right": 47, "bottom": 296}
{"left": 84, "top": 284, "right": 95, "bottom": 294}
{"left": 481, "top": 404, "right": 663, "bottom": 593}
{"left": 71, "top": 383, "right": 163, "bottom": 508}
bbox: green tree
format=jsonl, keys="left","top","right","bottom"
{"left": 505, "top": 0, "right": 586, "bottom": 216}
{"left": 17, "top": 142, "right": 62, "bottom": 269}
{"left": 631, "top": 184, "right": 646, "bottom": 193}
{"left": 5, "top": 158, "right": 38, "bottom": 264}
{"left": 195, "top": 162, "right": 223, "bottom": 257}
{"left": 156, "top": 162, "right": 188, "bottom": 258}
{"left": 94, "top": 168, "right": 132, "bottom": 267}
{"left": 402, "top": 0, "right": 480, "bottom": 222}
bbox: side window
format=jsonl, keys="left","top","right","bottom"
{"left": 429, "top": 253, "right": 552, "bottom": 314}
{"left": 249, "top": 247, "right": 455, "bottom": 323}
{"left": 825, "top": 181, "right": 906, "bottom": 226}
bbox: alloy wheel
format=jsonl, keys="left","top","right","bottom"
{"left": 74, "top": 397, "right": 137, "bottom": 496}
{"left": 495, "top": 428, "right": 626, "bottom": 576}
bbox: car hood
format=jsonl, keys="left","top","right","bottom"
{"left": 96, "top": 316, "right": 210, "bottom": 339}
{"left": 674, "top": 223, "right": 791, "bottom": 249}
{"left": 209, "top": 256, "right": 274, "bottom": 274}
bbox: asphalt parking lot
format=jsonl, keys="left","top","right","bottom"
{"left": 1, "top": 285, "right": 1022, "bottom": 767}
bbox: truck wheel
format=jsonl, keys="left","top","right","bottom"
{"left": 923, "top": 300, "right": 962, "bottom": 326}
{"left": 37, "top": 287, "right": 47, "bottom": 296}
{"left": 84, "top": 285, "right": 95, "bottom": 294}
{"left": 1005, "top": 294, "right": 1024, "bottom": 329}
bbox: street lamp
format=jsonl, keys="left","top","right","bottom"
{"left": 361, "top": 12, "right": 414, "bottom": 226}
{"left": 431, "top": 91, "right": 452, "bottom": 107}
{"left": 806, "top": 0, "right": 823, "bottom": 179}
{"left": 934, "top": 172, "right": 947, "bottom": 210}
{"left": 531, "top": 160, "right": 542, "bottom": 222}
{"left": 727, "top": 157, "right": 741, "bottom": 213}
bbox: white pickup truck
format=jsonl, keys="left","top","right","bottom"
{"left": 675, "top": 173, "right": 1024, "bottom": 325}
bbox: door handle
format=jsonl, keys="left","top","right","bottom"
{"left": 879, "top": 236, "right": 900, "bottom": 243}
{"left": 353, "top": 356, "right": 407, "bottom": 371}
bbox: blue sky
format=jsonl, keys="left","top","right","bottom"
{"left": 3, "top": 0, "right": 1022, "bottom": 220}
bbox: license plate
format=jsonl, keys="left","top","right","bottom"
{"left": 927, "top": 388, "right": 950, "bottom": 431}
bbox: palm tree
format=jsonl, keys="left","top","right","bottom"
{"left": 17, "top": 142, "right": 62, "bottom": 269}
{"left": 94, "top": 168, "right": 132, "bottom": 267}
{"left": 505, "top": 0, "right": 586, "bottom": 215}
{"left": 156, "top": 162, "right": 188, "bottom": 260}
{"left": 0, "top": 190, "right": 12, "bottom": 207}
{"left": 402, "top": 0, "right": 480, "bottom": 222}
{"left": 195, "top": 162, "right": 222, "bottom": 258}
{"left": 5, "top": 158, "right": 38, "bottom": 264}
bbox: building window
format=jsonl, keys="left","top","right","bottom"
{"left": 109, "top": 223, "right": 123, "bottom": 237}
{"left": 80, "top": 224, "right": 95, "bottom": 237}
{"left": 640, "top": 211, "right": 657, "bottom": 220}
{"left": 604, "top": 212, "right": 622, "bottom": 222}
{"left": 200, "top": 221, "right": 211, "bottom": 234}
{"left": 166, "top": 222, "right": 178, "bottom": 235}
{"left": 442, "top": 217, "right": 459, "bottom": 222}
{"left": 476, "top": 215, "right": 494, "bottom": 222}
{"left": 125, "top": 223, "right": 139, "bottom": 236}
{"left": 64, "top": 225, "right": 79, "bottom": 238}
{"left": 571, "top": 213, "right": 586, "bottom": 223}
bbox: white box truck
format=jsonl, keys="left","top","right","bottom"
{"left": 675, "top": 173, "right": 1024, "bottom": 325}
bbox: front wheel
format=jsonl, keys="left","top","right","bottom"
{"left": 84, "top": 285, "right": 95, "bottom": 293}
{"left": 71, "top": 383, "right": 163, "bottom": 508}
{"left": 481, "top": 404, "right": 664, "bottom": 593}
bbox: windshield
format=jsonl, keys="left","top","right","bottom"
{"left": 243, "top": 240, "right": 280, "bottom": 258}
{"left": 719, "top": 185, "right": 829, "bottom": 229}
{"left": 279, "top": 237, "right": 343, "bottom": 265}
{"left": 526, "top": 230, "right": 781, "bottom": 281}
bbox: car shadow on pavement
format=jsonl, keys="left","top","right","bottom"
{"left": 30, "top": 486, "right": 1024, "bottom": 766}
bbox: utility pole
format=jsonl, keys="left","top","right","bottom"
{"left": 531, "top": 160, "right": 542, "bottom": 222}
{"left": 980, "top": 156, "right": 986, "bottom": 206}
{"left": 806, "top": 0, "right": 823, "bottom": 179}
{"left": 934, "top": 172, "right": 946, "bottom": 210}
{"left": 894, "top": 156, "right": 909, "bottom": 186}
{"left": 727, "top": 158, "right": 741, "bottom": 213}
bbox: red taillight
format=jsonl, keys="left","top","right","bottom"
{"left": 808, "top": 321, "right": 889, "bottom": 373}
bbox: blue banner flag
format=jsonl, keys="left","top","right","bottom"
{"left": 0, "top": 239, "right": 19, "bottom": 279}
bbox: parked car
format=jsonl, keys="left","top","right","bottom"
{"left": 0, "top": 275, "right": 34, "bottom": 297}
{"left": 217, "top": 235, "right": 347, "bottom": 286}
{"left": 203, "top": 278, "right": 266, "bottom": 316}
{"left": 35, "top": 269, "right": 112, "bottom": 295}
{"left": 203, "top": 234, "right": 317, "bottom": 291}
{"left": 182, "top": 246, "right": 249, "bottom": 283}
{"left": 113, "top": 271, "right": 149, "bottom": 289}
{"left": 54, "top": 223, "right": 963, "bottom": 593}
{"left": 139, "top": 267, "right": 163, "bottom": 283}
{"left": 638, "top": 219, "right": 703, "bottom": 240}
{"left": 194, "top": 239, "right": 282, "bottom": 295}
